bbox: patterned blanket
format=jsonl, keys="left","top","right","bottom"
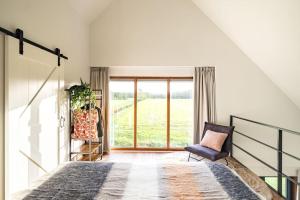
{"left": 22, "top": 162, "right": 263, "bottom": 200}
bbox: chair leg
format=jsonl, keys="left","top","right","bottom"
{"left": 225, "top": 157, "right": 228, "bottom": 166}
{"left": 198, "top": 157, "right": 205, "bottom": 162}
{"left": 187, "top": 153, "right": 206, "bottom": 162}
{"left": 188, "top": 153, "right": 191, "bottom": 162}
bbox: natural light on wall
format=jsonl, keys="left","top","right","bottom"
{"left": 9, "top": 93, "right": 59, "bottom": 194}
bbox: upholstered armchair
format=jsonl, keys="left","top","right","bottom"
{"left": 184, "top": 122, "right": 235, "bottom": 165}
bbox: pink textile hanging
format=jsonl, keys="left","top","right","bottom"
{"left": 73, "top": 109, "right": 99, "bottom": 140}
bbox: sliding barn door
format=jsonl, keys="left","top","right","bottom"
{"left": 57, "top": 62, "right": 69, "bottom": 164}
{"left": 5, "top": 35, "right": 66, "bottom": 197}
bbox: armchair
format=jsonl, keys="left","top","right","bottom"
{"left": 184, "top": 122, "right": 235, "bottom": 165}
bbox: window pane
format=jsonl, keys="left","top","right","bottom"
{"left": 170, "top": 81, "right": 193, "bottom": 147}
{"left": 137, "top": 81, "right": 167, "bottom": 148}
{"left": 264, "top": 177, "right": 287, "bottom": 198}
{"left": 109, "top": 81, "right": 134, "bottom": 147}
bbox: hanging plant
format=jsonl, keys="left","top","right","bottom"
{"left": 68, "top": 78, "right": 96, "bottom": 110}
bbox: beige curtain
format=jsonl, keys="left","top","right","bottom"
{"left": 194, "top": 67, "right": 216, "bottom": 144}
{"left": 90, "top": 67, "right": 110, "bottom": 152}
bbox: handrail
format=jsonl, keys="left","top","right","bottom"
{"left": 234, "top": 130, "right": 300, "bottom": 162}
{"left": 230, "top": 115, "right": 300, "bottom": 199}
{"left": 233, "top": 144, "right": 299, "bottom": 186}
{"left": 231, "top": 115, "right": 300, "bottom": 136}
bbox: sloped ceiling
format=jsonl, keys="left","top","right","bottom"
{"left": 192, "top": 0, "right": 300, "bottom": 109}
{"left": 67, "top": 0, "right": 300, "bottom": 109}
{"left": 68, "top": 0, "right": 113, "bottom": 23}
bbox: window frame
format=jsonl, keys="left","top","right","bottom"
{"left": 110, "top": 76, "right": 193, "bottom": 151}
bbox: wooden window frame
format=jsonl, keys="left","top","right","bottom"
{"left": 110, "top": 76, "right": 193, "bottom": 151}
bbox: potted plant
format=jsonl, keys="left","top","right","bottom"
{"left": 68, "top": 79, "right": 96, "bottom": 110}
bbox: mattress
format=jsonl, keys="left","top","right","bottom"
{"left": 17, "top": 161, "right": 264, "bottom": 200}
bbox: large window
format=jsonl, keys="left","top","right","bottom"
{"left": 137, "top": 81, "right": 167, "bottom": 148}
{"left": 109, "top": 78, "right": 193, "bottom": 149}
{"left": 170, "top": 81, "right": 193, "bottom": 147}
{"left": 109, "top": 81, "right": 134, "bottom": 147}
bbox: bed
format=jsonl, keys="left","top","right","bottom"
{"left": 17, "top": 161, "right": 264, "bottom": 200}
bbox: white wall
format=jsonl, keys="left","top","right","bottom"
{"left": 109, "top": 66, "right": 194, "bottom": 77}
{"left": 0, "top": 34, "right": 5, "bottom": 200}
{"left": 0, "top": 0, "right": 90, "bottom": 84}
{"left": 193, "top": 0, "right": 300, "bottom": 110}
{"left": 91, "top": 0, "right": 300, "bottom": 175}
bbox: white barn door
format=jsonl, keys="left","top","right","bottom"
{"left": 5, "top": 35, "right": 66, "bottom": 198}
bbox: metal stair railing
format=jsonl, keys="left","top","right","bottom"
{"left": 230, "top": 115, "right": 300, "bottom": 200}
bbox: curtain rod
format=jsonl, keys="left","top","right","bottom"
{"left": 0, "top": 26, "right": 68, "bottom": 60}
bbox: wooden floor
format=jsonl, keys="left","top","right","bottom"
{"left": 76, "top": 148, "right": 283, "bottom": 200}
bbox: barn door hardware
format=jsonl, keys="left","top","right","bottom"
{"left": 0, "top": 26, "right": 68, "bottom": 60}
{"left": 55, "top": 48, "right": 61, "bottom": 66}
{"left": 16, "top": 28, "right": 24, "bottom": 55}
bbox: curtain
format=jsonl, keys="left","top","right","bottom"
{"left": 194, "top": 67, "right": 216, "bottom": 144}
{"left": 90, "top": 67, "right": 110, "bottom": 152}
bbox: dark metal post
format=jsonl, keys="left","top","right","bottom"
{"left": 278, "top": 129, "right": 283, "bottom": 195}
{"left": 229, "top": 115, "right": 233, "bottom": 157}
{"left": 230, "top": 115, "right": 233, "bottom": 126}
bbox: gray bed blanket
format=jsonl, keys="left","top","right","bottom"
{"left": 22, "top": 162, "right": 262, "bottom": 200}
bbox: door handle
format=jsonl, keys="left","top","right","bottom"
{"left": 60, "top": 116, "right": 65, "bottom": 128}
